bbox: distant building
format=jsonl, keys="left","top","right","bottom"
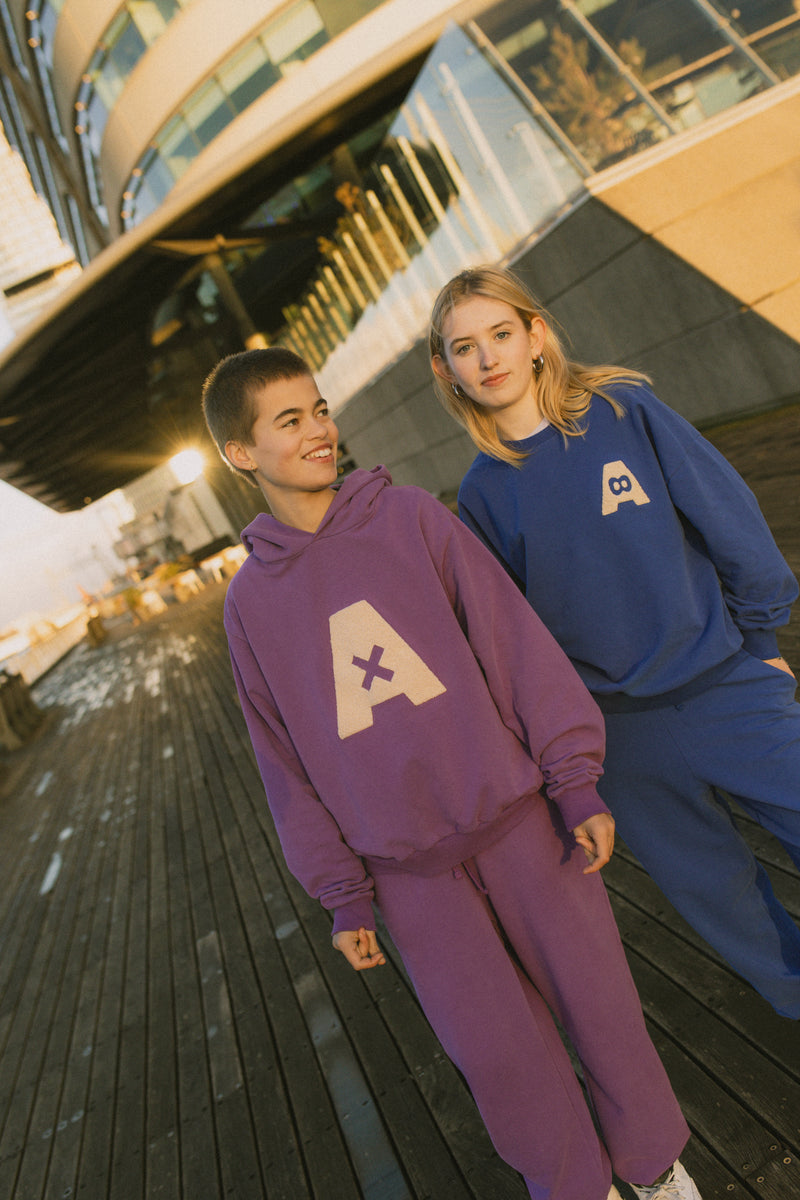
{"left": 0, "top": 0, "right": 799, "bottom": 513}
{"left": 115, "top": 456, "right": 237, "bottom": 571}
{"left": 0, "top": 127, "right": 80, "bottom": 337}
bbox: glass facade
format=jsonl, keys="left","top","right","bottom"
{"left": 9, "top": 0, "right": 800, "bottom": 422}
{"left": 122, "top": 0, "right": 372, "bottom": 225}
{"left": 144, "top": 0, "right": 800, "bottom": 412}
{"left": 73, "top": 0, "right": 190, "bottom": 219}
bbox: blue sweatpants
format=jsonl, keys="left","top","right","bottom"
{"left": 372, "top": 800, "right": 689, "bottom": 1200}
{"left": 599, "top": 653, "right": 800, "bottom": 1018}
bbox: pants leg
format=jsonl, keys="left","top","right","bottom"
{"left": 374, "top": 800, "right": 688, "bottom": 1198}
{"left": 374, "top": 849, "right": 612, "bottom": 1199}
{"left": 599, "top": 659, "right": 800, "bottom": 1018}
{"left": 472, "top": 801, "right": 689, "bottom": 1187}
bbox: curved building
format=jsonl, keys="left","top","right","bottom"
{"left": 1, "top": 0, "right": 799, "bottom": 515}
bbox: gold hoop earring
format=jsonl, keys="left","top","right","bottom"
{"left": 532, "top": 355, "right": 544, "bottom": 376}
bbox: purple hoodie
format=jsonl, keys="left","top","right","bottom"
{"left": 224, "top": 467, "right": 608, "bottom": 933}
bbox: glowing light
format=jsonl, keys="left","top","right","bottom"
{"left": 169, "top": 449, "right": 204, "bottom": 485}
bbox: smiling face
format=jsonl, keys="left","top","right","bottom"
{"left": 432, "top": 294, "right": 546, "bottom": 440}
{"left": 225, "top": 372, "right": 339, "bottom": 529}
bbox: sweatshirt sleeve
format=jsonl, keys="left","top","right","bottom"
{"left": 459, "top": 488, "right": 527, "bottom": 592}
{"left": 225, "top": 606, "right": 375, "bottom": 934}
{"left": 643, "top": 391, "right": 798, "bottom": 659}
{"left": 420, "top": 497, "right": 608, "bottom": 831}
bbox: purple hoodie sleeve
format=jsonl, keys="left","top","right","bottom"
{"left": 226, "top": 612, "right": 375, "bottom": 934}
{"left": 419, "top": 496, "right": 609, "bottom": 831}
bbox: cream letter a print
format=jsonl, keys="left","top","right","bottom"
{"left": 329, "top": 600, "right": 446, "bottom": 739}
{"left": 601, "top": 460, "right": 650, "bottom": 515}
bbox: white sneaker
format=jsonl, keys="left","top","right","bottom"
{"left": 628, "top": 1160, "right": 702, "bottom": 1199}
{"left": 608, "top": 1188, "right": 624, "bottom": 1199}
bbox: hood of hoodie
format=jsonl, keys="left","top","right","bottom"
{"left": 241, "top": 465, "right": 392, "bottom": 566}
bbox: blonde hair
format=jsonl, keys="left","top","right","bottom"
{"left": 429, "top": 265, "right": 649, "bottom": 465}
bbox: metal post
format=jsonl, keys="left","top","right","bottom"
{"left": 315, "top": 278, "right": 349, "bottom": 340}
{"left": 341, "top": 230, "right": 382, "bottom": 303}
{"left": 436, "top": 64, "right": 532, "bottom": 238}
{"left": 687, "top": 0, "right": 780, "bottom": 85}
{"left": 413, "top": 93, "right": 502, "bottom": 258}
{"left": 465, "top": 19, "right": 594, "bottom": 177}
{"left": 205, "top": 252, "right": 267, "bottom": 349}
{"left": 330, "top": 246, "right": 367, "bottom": 310}
{"left": 397, "top": 134, "right": 470, "bottom": 260}
{"left": 511, "top": 120, "right": 570, "bottom": 208}
{"left": 556, "top": 0, "right": 680, "bottom": 134}
{"left": 323, "top": 264, "right": 355, "bottom": 317}
{"left": 351, "top": 212, "right": 394, "bottom": 283}
{"left": 365, "top": 189, "right": 411, "bottom": 267}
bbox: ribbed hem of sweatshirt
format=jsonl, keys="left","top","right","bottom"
{"left": 593, "top": 651, "right": 745, "bottom": 714}
{"left": 362, "top": 793, "right": 540, "bottom": 879}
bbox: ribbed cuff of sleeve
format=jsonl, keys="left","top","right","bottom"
{"left": 740, "top": 629, "right": 781, "bottom": 660}
{"left": 557, "top": 786, "right": 611, "bottom": 833}
{"left": 330, "top": 898, "right": 376, "bottom": 936}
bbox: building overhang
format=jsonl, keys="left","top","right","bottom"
{"left": 0, "top": 22, "right": 430, "bottom": 511}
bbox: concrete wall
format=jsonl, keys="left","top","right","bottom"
{"left": 334, "top": 194, "right": 800, "bottom": 500}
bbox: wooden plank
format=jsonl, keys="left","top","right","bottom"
{"left": 605, "top": 851, "right": 800, "bottom": 1073}
{"left": 2, "top": 566, "right": 799, "bottom": 1200}
{"left": 184, "top": 669, "right": 362, "bottom": 1198}
{"left": 144, "top": 642, "right": 181, "bottom": 1200}
{"left": 76, "top": 677, "right": 149, "bottom": 1199}
{"left": 33, "top": 695, "right": 139, "bottom": 1200}
{"left": 627, "top": 951, "right": 800, "bottom": 1200}
{"left": 161, "top": 687, "right": 223, "bottom": 1200}
{"left": 0, "top": 714, "right": 115, "bottom": 1200}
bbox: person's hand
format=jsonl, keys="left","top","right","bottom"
{"left": 332, "top": 926, "right": 386, "bottom": 971}
{"left": 572, "top": 812, "right": 615, "bottom": 874}
{"left": 764, "top": 656, "right": 796, "bottom": 680}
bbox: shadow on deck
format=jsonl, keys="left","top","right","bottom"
{"left": 1, "top": 404, "right": 799, "bottom": 1200}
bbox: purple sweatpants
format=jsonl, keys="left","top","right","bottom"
{"left": 372, "top": 799, "right": 689, "bottom": 1200}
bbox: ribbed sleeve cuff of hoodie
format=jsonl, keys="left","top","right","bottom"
{"left": 330, "top": 898, "right": 376, "bottom": 936}
{"left": 740, "top": 628, "right": 781, "bottom": 660}
{"left": 557, "top": 786, "right": 611, "bottom": 833}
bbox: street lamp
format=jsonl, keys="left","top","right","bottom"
{"left": 169, "top": 449, "right": 204, "bottom": 486}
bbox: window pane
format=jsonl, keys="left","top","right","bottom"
{"left": 716, "top": 1, "right": 800, "bottom": 79}
{"left": 128, "top": 0, "right": 179, "bottom": 44}
{"left": 157, "top": 116, "right": 198, "bottom": 177}
{"left": 575, "top": 0, "right": 767, "bottom": 124}
{"left": 219, "top": 43, "right": 280, "bottom": 112}
{"left": 478, "top": 0, "right": 668, "bottom": 169}
{"left": 141, "top": 150, "right": 176, "bottom": 198}
{"left": 714, "top": 0, "right": 796, "bottom": 38}
{"left": 263, "top": 1, "right": 326, "bottom": 66}
{"left": 107, "top": 20, "right": 148, "bottom": 79}
{"left": 183, "top": 81, "right": 233, "bottom": 147}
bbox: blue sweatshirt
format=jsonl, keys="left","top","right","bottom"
{"left": 458, "top": 383, "right": 798, "bottom": 710}
{"left": 225, "top": 467, "right": 608, "bottom": 933}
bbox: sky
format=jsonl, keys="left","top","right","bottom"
{"left": 0, "top": 309, "right": 127, "bottom": 631}
{"left": 0, "top": 479, "right": 125, "bottom": 631}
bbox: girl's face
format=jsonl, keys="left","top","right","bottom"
{"left": 432, "top": 294, "right": 546, "bottom": 437}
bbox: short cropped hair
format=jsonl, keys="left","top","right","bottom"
{"left": 201, "top": 347, "right": 312, "bottom": 484}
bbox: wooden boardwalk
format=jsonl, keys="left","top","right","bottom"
{"left": 1, "top": 402, "right": 799, "bottom": 1200}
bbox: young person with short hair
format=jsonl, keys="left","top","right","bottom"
{"left": 201, "top": 346, "right": 700, "bottom": 1200}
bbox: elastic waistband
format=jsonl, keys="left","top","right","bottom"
{"left": 594, "top": 651, "right": 745, "bottom": 714}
